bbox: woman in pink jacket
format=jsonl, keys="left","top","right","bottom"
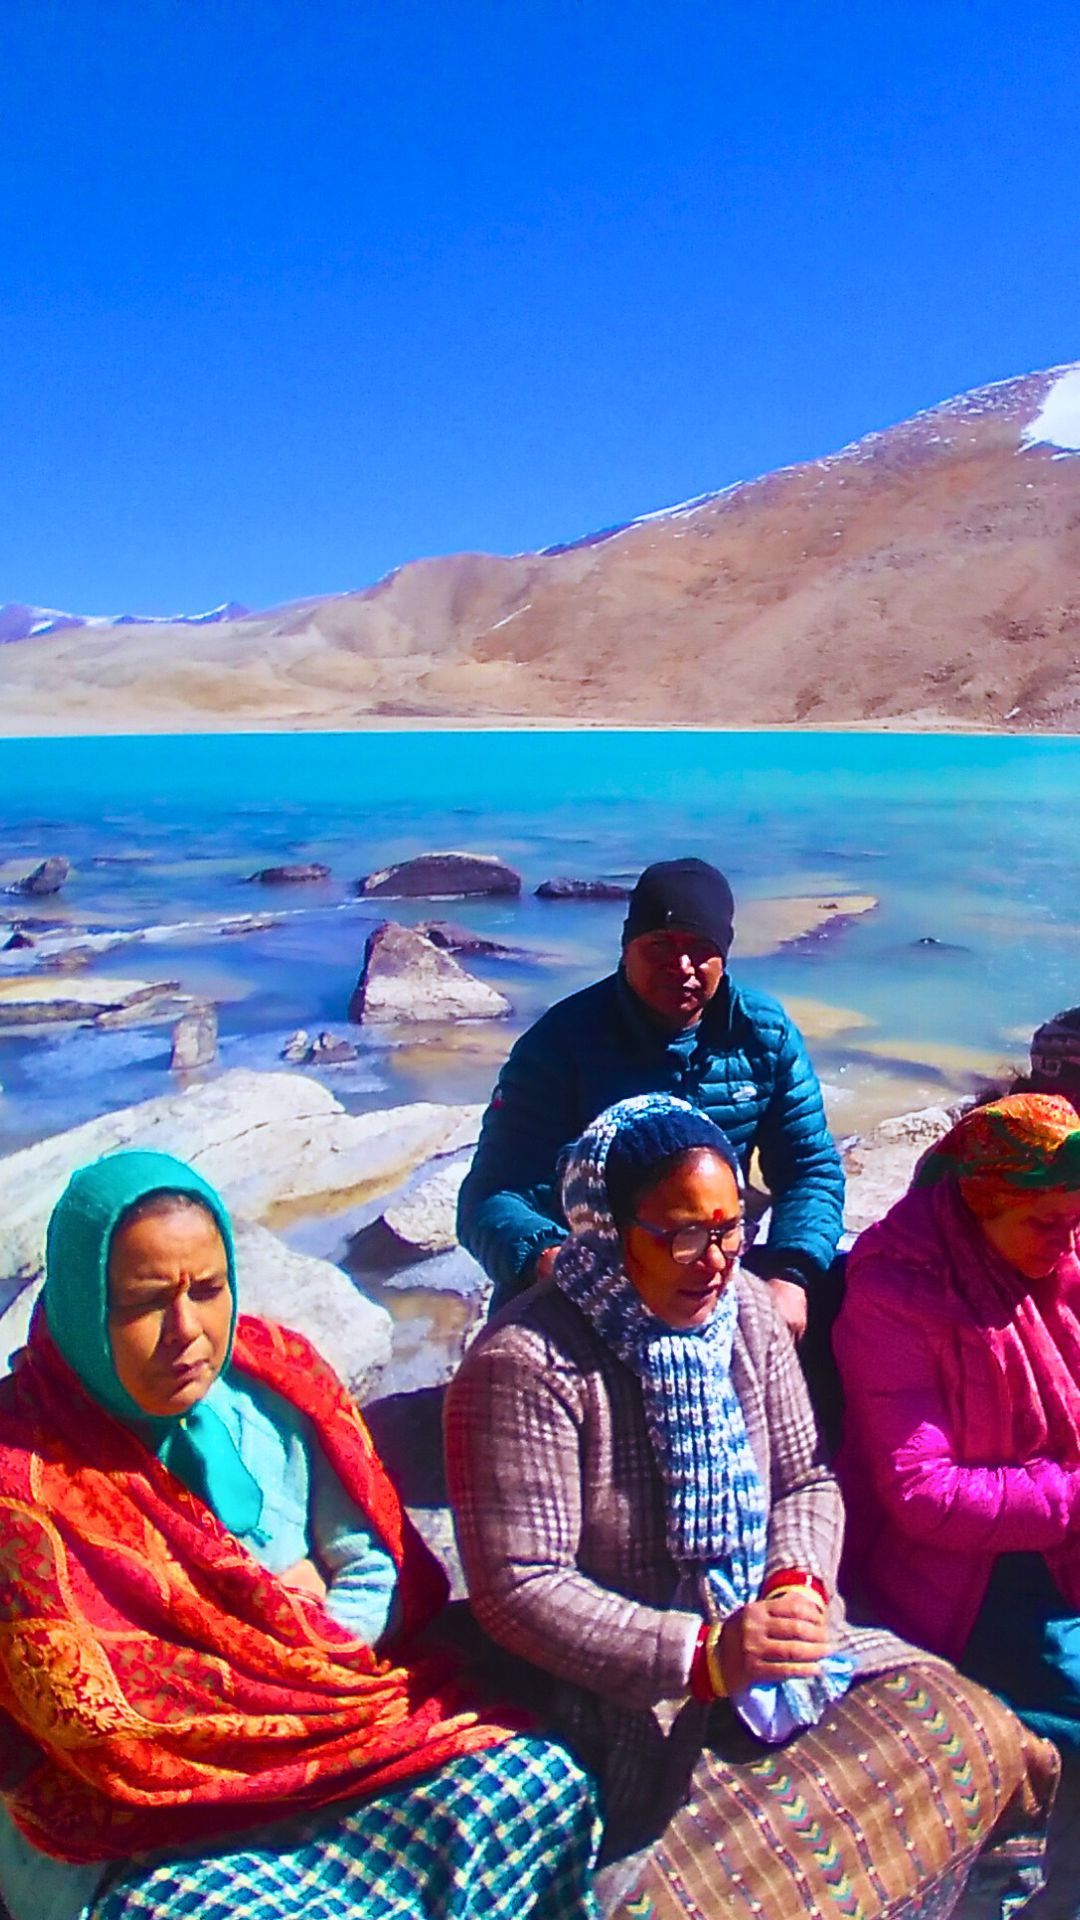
{"left": 834, "top": 1093, "right": 1080, "bottom": 1751}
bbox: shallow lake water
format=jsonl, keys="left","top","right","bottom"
{"left": 1, "top": 729, "right": 1078, "bottom": 1158}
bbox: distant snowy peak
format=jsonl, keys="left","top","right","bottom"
{"left": 0, "top": 600, "right": 250, "bottom": 643}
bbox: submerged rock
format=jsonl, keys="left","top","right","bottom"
{"left": 535, "top": 876, "right": 632, "bottom": 900}
{"left": 218, "top": 914, "right": 277, "bottom": 937}
{"left": 416, "top": 920, "right": 522, "bottom": 957}
{"left": 2, "top": 928, "right": 34, "bottom": 951}
{"left": 170, "top": 1002, "right": 219, "bottom": 1071}
{"left": 356, "top": 852, "right": 522, "bottom": 899}
{"left": 248, "top": 863, "right": 331, "bottom": 885}
{"left": 349, "top": 922, "right": 511, "bottom": 1024}
{"left": 0, "top": 974, "right": 182, "bottom": 1027}
{"left": 12, "top": 856, "right": 70, "bottom": 897}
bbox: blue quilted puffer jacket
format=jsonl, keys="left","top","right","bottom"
{"left": 457, "top": 970, "right": 844, "bottom": 1313}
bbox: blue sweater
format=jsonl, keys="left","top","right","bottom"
{"left": 457, "top": 970, "right": 844, "bottom": 1311}
{"left": 0, "top": 1372, "right": 398, "bottom": 1920}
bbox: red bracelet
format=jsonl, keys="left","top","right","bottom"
{"left": 761, "top": 1567, "right": 829, "bottom": 1608}
{"left": 688, "top": 1623, "right": 714, "bottom": 1702}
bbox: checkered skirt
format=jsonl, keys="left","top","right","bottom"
{"left": 90, "top": 1736, "right": 600, "bottom": 1920}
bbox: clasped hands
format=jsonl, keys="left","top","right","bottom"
{"left": 720, "top": 1587, "right": 830, "bottom": 1692}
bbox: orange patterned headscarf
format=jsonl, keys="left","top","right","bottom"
{"left": 0, "top": 1311, "right": 521, "bottom": 1862}
{"left": 915, "top": 1092, "right": 1080, "bottom": 1220}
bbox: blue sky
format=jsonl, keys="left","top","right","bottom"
{"left": 3, "top": 0, "right": 1079, "bottom": 616}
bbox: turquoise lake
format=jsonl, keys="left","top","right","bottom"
{"left": 1, "top": 729, "right": 1078, "bottom": 1158}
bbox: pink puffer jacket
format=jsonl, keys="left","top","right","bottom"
{"left": 834, "top": 1183, "right": 1080, "bottom": 1659}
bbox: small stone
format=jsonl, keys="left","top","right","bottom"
{"left": 170, "top": 1003, "right": 218, "bottom": 1072}
{"left": 309, "top": 1031, "right": 359, "bottom": 1065}
{"left": 2, "top": 929, "right": 34, "bottom": 951}
{"left": 381, "top": 1162, "right": 467, "bottom": 1257}
{"left": 281, "top": 1029, "right": 311, "bottom": 1063}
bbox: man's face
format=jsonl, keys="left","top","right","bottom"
{"left": 623, "top": 927, "right": 725, "bottom": 1028}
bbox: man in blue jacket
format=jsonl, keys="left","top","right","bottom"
{"left": 456, "top": 857, "right": 845, "bottom": 1337}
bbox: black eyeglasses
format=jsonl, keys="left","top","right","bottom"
{"left": 630, "top": 1215, "right": 744, "bottom": 1265}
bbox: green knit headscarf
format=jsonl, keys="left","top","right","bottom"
{"left": 44, "top": 1149, "right": 263, "bottom": 1536}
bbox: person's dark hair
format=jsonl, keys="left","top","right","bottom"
{"left": 609, "top": 1144, "right": 736, "bottom": 1232}
{"left": 112, "top": 1188, "right": 221, "bottom": 1241}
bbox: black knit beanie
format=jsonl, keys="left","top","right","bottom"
{"left": 622, "top": 858, "right": 735, "bottom": 957}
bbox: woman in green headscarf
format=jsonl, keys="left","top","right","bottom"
{"left": 0, "top": 1149, "right": 601, "bottom": 1920}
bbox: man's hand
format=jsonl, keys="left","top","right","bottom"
{"left": 532, "top": 1244, "right": 562, "bottom": 1285}
{"left": 767, "top": 1276, "right": 808, "bottom": 1341}
{"left": 719, "top": 1591, "right": 829, "bottom": 1692}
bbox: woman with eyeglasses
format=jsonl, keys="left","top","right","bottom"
{"left": 445, "top": 1095, "right": 1057, "bottom": 1919}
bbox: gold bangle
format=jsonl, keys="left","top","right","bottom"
{"left": 764, "top": 1581, "right": 829, "bottom": 1614}
{"left": 704, "top": 1625, "right": 728, "bottom": 1700}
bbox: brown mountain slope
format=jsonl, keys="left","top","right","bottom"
{"left": 5, "top": 363, "right": 1080, "bottom": 733}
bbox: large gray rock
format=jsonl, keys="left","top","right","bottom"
{"left": 349, "top": 922, "right": 511, "bottom": 1024}
{"left": 843, "top": 1104, "right": 956, "bottom": 1233}
{"left": 356, "top": 852, "right": 522, "bottom": 899}
{"left": 0, "top": 1068, "right": 483, "bottom": 1295}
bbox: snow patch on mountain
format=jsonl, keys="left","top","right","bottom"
{"left": 1020, "top": 367, "right": 1080, "bottom": 454}
{"left": 0, "top": 601, "right": 251, "bottom": 643}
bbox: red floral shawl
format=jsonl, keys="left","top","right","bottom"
{"left": 0, "top": 1312, "right": 520, "bottom": 1862}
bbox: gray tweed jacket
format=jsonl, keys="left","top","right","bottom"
{"left": 444, "top": 1271, "right": 917, "bottom": 1842}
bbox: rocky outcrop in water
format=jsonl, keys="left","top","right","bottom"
{"left": 356, "top": 853, "right": 522, "bottom": 899}
{"left": 349, "top": 922, "right": 511, "bottom": 1024}
{"left": 535, "top": 876, "right": 632, "bottom": 900}
{"left": 248, "top": 863, "right": 331, "bottom": 885}
{"left": 12, "top": 856, "right": 70, "bottom": 897}
{"left": 0, "top": 974, "right": 183, "bottom": 1027}
{"left": 416, "top": 921, "right": 522, "bottom": 957}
